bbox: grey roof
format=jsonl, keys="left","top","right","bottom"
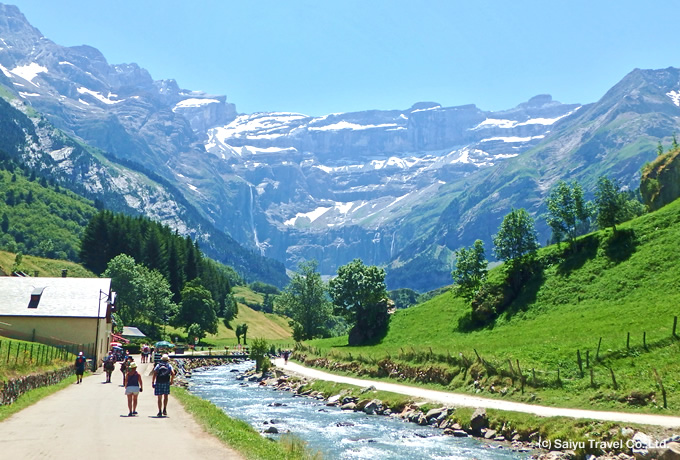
{"left": 0, "top": 277, "right": 112, "bottom": 318}
{"left": 122, "top": 326, "right": 146, "bottom": 338}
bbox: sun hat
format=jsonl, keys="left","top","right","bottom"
{"left": 78, "top": 352, "right": 83, "bottom": 356}
{"left": 161, "top": 354, "right": 169, "bottom": 361}
{"left": 129, "top": 362, "right": 137, "bottom": 369}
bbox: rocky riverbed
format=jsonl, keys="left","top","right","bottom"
{"left": 176, "top": 358, "right": 679, "bottom": 460}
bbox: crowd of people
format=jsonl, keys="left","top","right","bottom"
{"left": 77, "top": 349, "right": 176, "bottom": 417}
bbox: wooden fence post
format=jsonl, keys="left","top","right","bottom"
{"left": 590, "top": 368, "right": 595, "bottom": 387}
{"left": 626, "top": 332, "right": 630, "bottom": 350}
{"left": 653, "top": 368, "right": 668, "bottom": 409}
{"left": 673, "top": 316, "right": 678, "bottom": 338}
{"left": 577, "top": 350, "right": 583, "bottom": 377}
{"left": 516, "top": 359, "right": 524, "bottom": 394}
{"left": 586, "top": 350, "right": 590, "bottom": 368}
{"left": 596, "top": 337, "right": 602, "bottom": 361}
{"left": 609, "top": 367, "right": 618, "bottom": 390}
{"left": 643, "top": 332, "right": 647, "bottom": 351}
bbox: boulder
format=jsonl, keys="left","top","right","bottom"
{"left": 470, "top": 408, "right": 488, "bottom": 434}
{"left": 425, "top": 407, "right": 448, "bottom": 422}
{"left": 653, "top": 442, "right": 680, "bottom": 460}
{"left": 484, "top": 429, "right": 497, "bottom": 440}
{"left": 264, "top": 426, "right": 279, "bottom": 434}
{"left": 452, "top": 430, "right": 469, "bottom": 437}
{"left": 363, "top": 399, "right": 382, "bottom": 415}
{"left": 340, "top": 402, "right": 356, "bottom": 411}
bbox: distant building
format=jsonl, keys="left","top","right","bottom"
{"left": 0, "top": 277, "right": 115, "bottom": 364}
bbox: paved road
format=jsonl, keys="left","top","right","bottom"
{"left": 274, "top": 359, "right": 680, "bottom": 428}
{"left": 0, "top": 357, "right": 243, "bottom": 460}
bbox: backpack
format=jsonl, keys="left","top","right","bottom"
{"left": 156, "top": 362, "right": 171, "bottom": 382}
{"left": 104, "top": 357, "right": 115, "bottom": 370}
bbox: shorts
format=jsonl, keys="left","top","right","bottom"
{"left": 154, "top": 382, "right": 170, "bottom": 395}
{"left": 125, "top": 386, "right": 140, "bottom": 395}
{"left": 75, "top": 369, "right": 84, "bottom": 376}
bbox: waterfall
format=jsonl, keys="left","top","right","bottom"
{"left": 249, "top": 185, "right": 265, "bottom": 256}
{"left": 390, "top": 230, "right": 396, "bottom": 258}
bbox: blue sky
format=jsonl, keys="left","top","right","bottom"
{"left": 7, "top": 1, "right": 679, "bottom": 116}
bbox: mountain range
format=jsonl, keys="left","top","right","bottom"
{"left": 2, "top": 3, "right": 679, "bottom": 291}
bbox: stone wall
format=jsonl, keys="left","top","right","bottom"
{"left": 0, "top": 365, "right": 74, "bottom": 405}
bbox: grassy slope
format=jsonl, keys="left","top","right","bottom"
{"left": 309, "top": 198, "right": 680, "bottom": 412}
{"left": 0, "top": 250, "right": 95, "bottom": 277}
{"left": 165, "top": 286, "right": 293, "bottom": 347}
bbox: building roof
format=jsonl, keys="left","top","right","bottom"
{"left": 0, "top": 277, "right": 112, "bottom": 318}
{"left": 122, "top": 326, "right": 146, "bottom": 338}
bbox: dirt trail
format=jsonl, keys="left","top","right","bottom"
{"left": 0, "top": 356, "right": 243, "bottom": 460}
{"left": 274, "top": 359, "right": 680, "bottom": 428}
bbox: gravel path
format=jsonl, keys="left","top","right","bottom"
{"left": 0, "top": 357, "right": 243, "bottom": 460}
{"left": 274, "top": 359, "right": 680, "bottom": 428}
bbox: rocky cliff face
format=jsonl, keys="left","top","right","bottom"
{"left": 3, "top": 3, "right": 680, "bottom": 291}
{"left": 641, "top": 149, "right": 680, "bottom": 211}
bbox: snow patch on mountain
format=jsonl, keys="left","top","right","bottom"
{"left": 308, "top": 121, "right": 399, "bottom": 131}
{"left": 10, "top": 62, "right": 47, "bottom": 85}
{"left": 481, "top": 135, "right": 545, "bottom": 143}
{"left": 76, "top": 87, "right": 123, "bottom": 105}
{"left": 667, "top": 90, "right": 680, "bottom": 107}
{"left": 284, "top": 206, "right": 332, "bottom": 226}
{"left": 172, "top": 98, "right": 221, "bottom": 111}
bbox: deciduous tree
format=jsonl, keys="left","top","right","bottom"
{"left": 493, "top": 208, "right": 539, "bottom": 264}
{"left": 451, "top": 240, "right": 487, "bottom": 302}
{"left": 545, "top": 180, "right": 591, "bottom": 248}
{"left": 275, "top": 260, "right": 331, "bottom": 341}
{"left": 329, "top": 259, "right": 389, "bottom": 346}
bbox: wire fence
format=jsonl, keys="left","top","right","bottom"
{"left": 0, "top": 328, "right": 96, "bottom": 371}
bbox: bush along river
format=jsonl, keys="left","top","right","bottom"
{"left": 186, "top": 360, "right": 532, "bottom": 459}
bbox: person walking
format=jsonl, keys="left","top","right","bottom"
{"left": 120, "top": 355, "right": 132, "bottom": 386}
{"left": 152, "top": 354, "right": 174, "bottom": 417}
{"left": 123, "top": 362, "right": 143, "bottom": 416}
{"left": 74, "top": 352, "right": 86, "bottom": 384}
{"left": 103, "top": 352, "right": 115, "bottom": 383}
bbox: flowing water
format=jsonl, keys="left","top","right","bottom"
{"left": 188, "top": 362, "right": 531, "bottom": 460}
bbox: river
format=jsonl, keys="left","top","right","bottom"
{"left": 187, "top": 361, "right": 530, "bottom": 459}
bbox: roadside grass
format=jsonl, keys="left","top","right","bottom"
{"left": 172, "top": 387, "right": 321, "bottom": 460}
{"left": 0, "top": 374, "right": 77, "bottom": 421}
{"left": 0, "top": 337, "right": 74, "bottom": 382}
{"left": 306, "top": 198, "right": 680, "bottom": 413}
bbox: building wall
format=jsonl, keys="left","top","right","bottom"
{"left": 0, "top": 316, "right": 111, "bottom": 364}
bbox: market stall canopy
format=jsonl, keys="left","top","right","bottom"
{"left": 122, "top": 326, "right": 146, "bottom": 338}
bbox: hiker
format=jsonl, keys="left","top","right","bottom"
{"left": 141, "top": 344, "right": 150, "bottom": 363}
{"left": 120, "top": 356, "right": 132, "bottom": 385}
{"left": 152, "top": 354, "right": 174, "bottom": 417}
{"left": 74, "top": 352, "right": 86, "bottom": 384}
{"left": 282, "top": 349, "right": 290, "bottom": 365}
{"left": 123, "top": 362, "right": 143, "bottom": 416}
{"left": 103, "top": 352, "right": 116, "bottom": 383}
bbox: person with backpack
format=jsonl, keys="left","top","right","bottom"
{"left": 123, "top": 362, "right": 143, "bottom": 416}
{"left": 120, "top": 356, "right": 132, "bottom": 386}
{"left": 103, "top": 352, "right": 116, "bottom": 383}
{"left": 152, "top": 354, "right": 174, "bottom": 417}
{"left": 74, "top": 352, "right": 86, "bottom": 384}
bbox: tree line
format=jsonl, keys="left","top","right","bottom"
{"left": 80, "top": 211, "right": 240, "bottom": 338}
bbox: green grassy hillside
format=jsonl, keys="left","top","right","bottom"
{"left": 308, "top": 198, "right": 680, "bottom": 412}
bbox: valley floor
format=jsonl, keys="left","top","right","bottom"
{"left": 274, "top": 359, "right": 680, "bottom": 428}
